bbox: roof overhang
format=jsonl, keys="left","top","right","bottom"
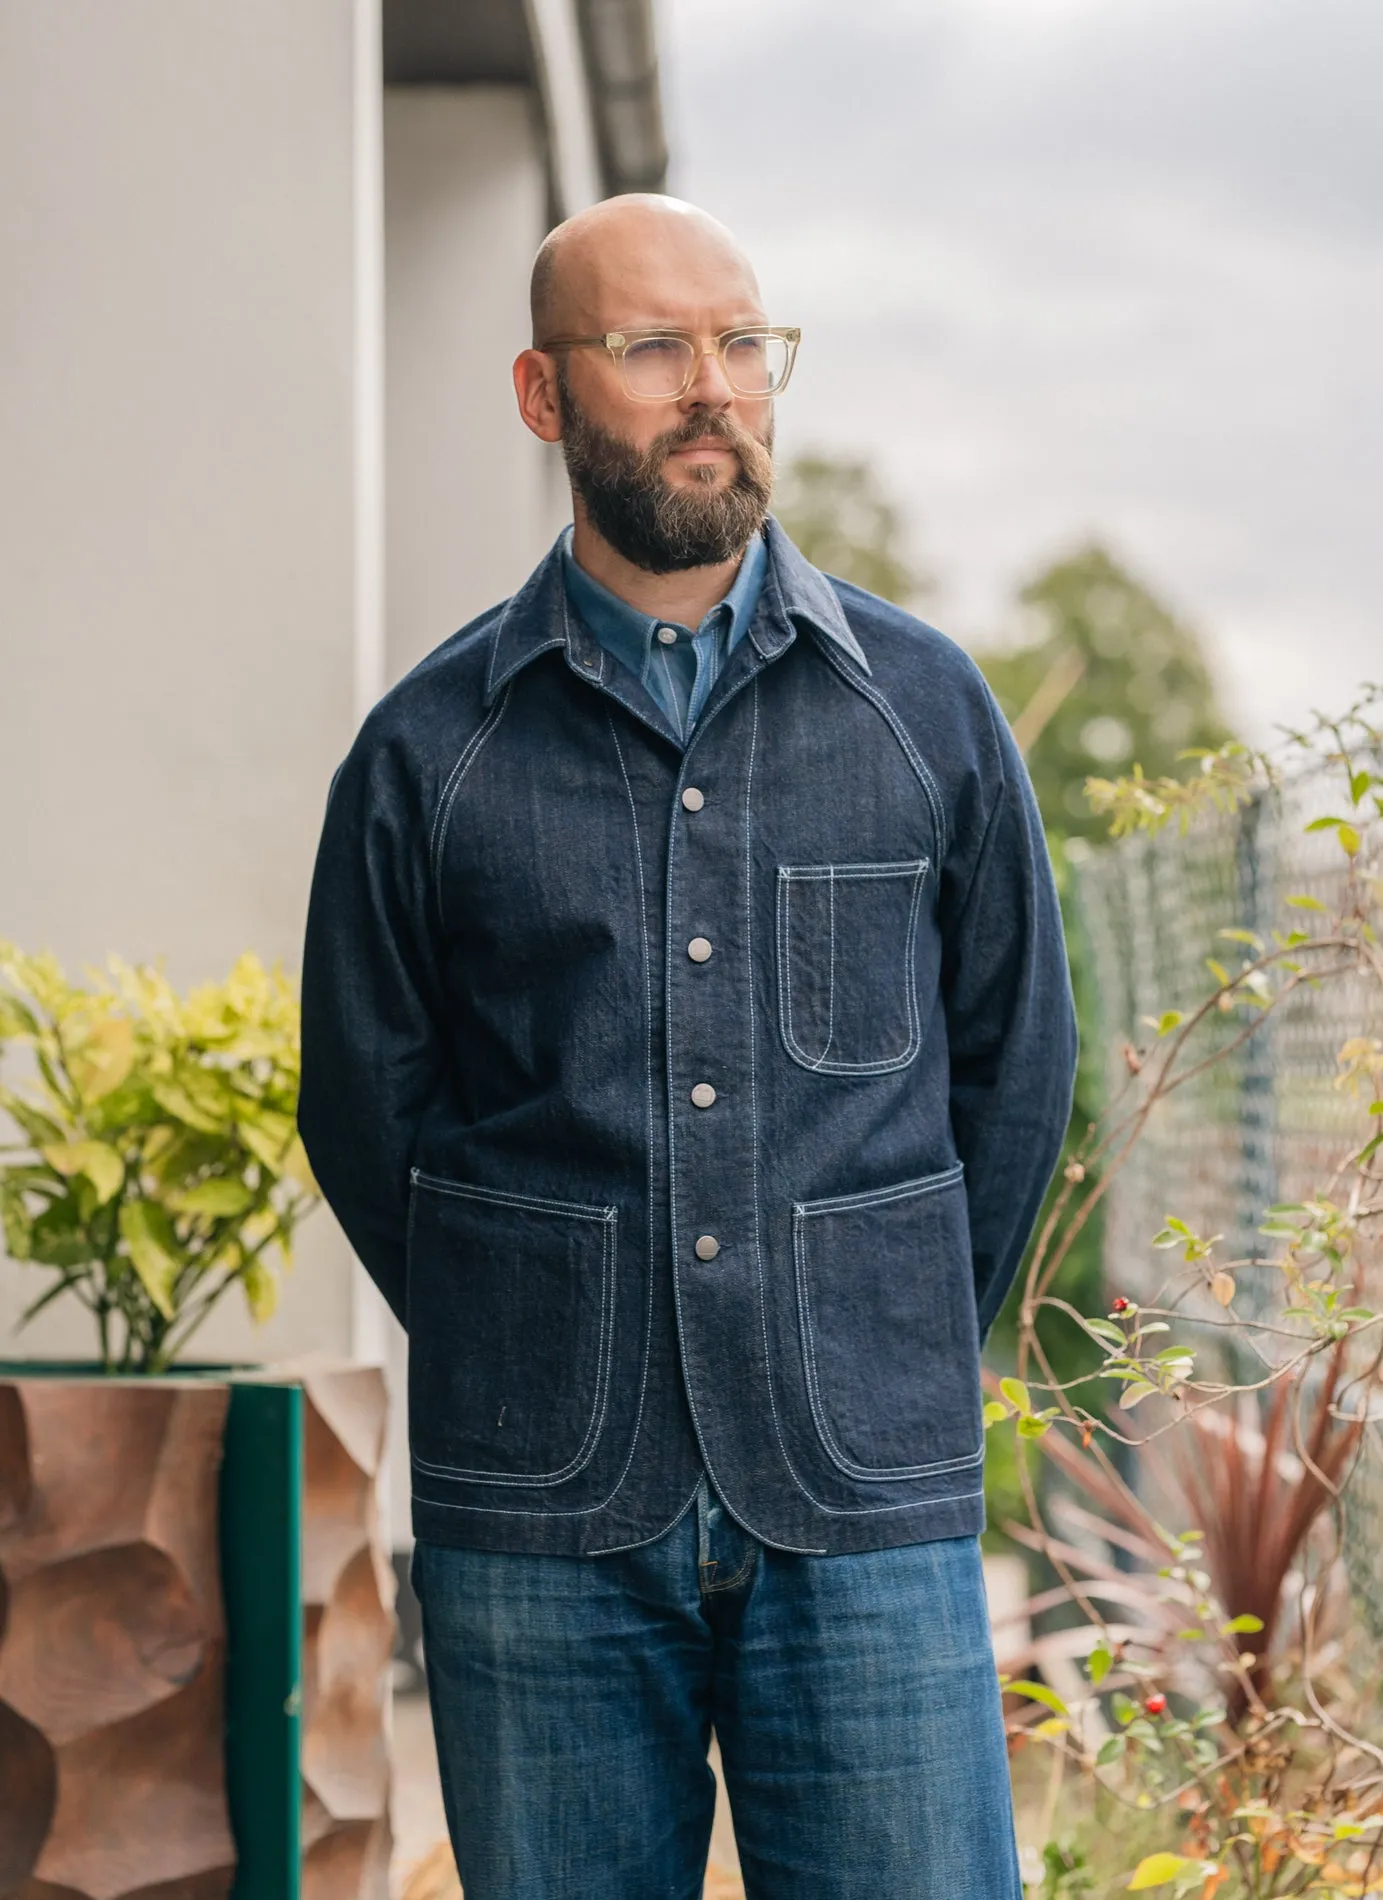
{"left": 383, "top": 0, "right": 667, "bottom": 215}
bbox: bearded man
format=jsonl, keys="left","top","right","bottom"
{"left": 299, "top": 194, "right": 1077, "bottom": 1900}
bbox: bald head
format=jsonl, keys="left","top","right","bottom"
{"left": 530, "top": 195, "right": 762, "bottom": 346}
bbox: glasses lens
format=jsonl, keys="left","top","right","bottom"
{"left": 723, "top": 332, "right": 790, "bottom": 395}
{"left": 621, "top": 336, "right": 696, "bottom": 397}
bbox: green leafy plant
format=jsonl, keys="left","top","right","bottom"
{"left": 0, "top": 944, "right": 316, "bottom": 1373}
{"left": 991, "top": 692, "right": 1383, "bottom": 1896}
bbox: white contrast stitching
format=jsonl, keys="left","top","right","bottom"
{"left": 817, "top": 645, "right": 949, "bottom": 858}
{"left": 430, "top": 685, "right": 512, "bottom": 930}
{"left": 792, "top": 1195, "right": 984, "bottom": 1483}
{"left": 401, "top": 714, "right": 656, "bottom": 1521}
{"left": 775, "top": 860, "right": 929, "bottom": 1075}
{"left": 794, "top": 1160, "right": 964, "bottom": 1218}
{"left": 408, "top": 1178, "right": 616, "bottom": 1486}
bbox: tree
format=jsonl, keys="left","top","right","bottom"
{"left": 773, "top": 453, "right": 925, "bottom": 607}
{"left": 975, "top": 544, "right": 1230, "bottom": 842}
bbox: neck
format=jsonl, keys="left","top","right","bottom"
{"left": 569, "top": 504, "right": 748, "bottom": 627}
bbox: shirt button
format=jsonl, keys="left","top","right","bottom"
{"left": 691, "top": 1082, "right": 717, "bottom": 1109}
{"left": 688, "top": 937, "right": 713, "bottom": 963}
{"left": 681, "top": 786, "right": 705, "bottom": 812}
{"left": 694, "top": 1234, "right": 721, "bottom": 1261}
{"left": 657, "top": 626, "right": 678, "bottom": 645}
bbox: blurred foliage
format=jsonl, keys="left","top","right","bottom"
{"left": 0, "top": 945, "right": 316, "bottom": 1373}
{"left": 975, "top": 544, "right": 1231, "bottom": 842}
{"left": 974, "top": 549, "right": 1232, "bottom": 1548}
{"left": 773, "top": 452, "right": 926, "bottom": 606}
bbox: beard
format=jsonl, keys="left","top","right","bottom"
{"left": 556, "top": 365, "right": 775, "bottom": 573}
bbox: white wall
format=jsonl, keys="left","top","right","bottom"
{"left": 384, "top": 86, "right": 568, "bottom": 685}
{"left": 0, "top": 0, "right": 377, "bottom": 1366}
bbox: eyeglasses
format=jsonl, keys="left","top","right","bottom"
{"left": 539, "top": 326, "right": 801, "bottom": 401}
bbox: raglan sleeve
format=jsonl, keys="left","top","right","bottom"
{"left": 296, "top": 723, "right": 446, "bottom": 1329}
{"left": 939, "top": 681, "right": 1078, "bottom": 1346}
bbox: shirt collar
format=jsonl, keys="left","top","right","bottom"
{"left": 484, "top": 513, "right": 870, "bottom": 705}
{"left": 558, "top": 525, "right": 768, "bottom": 688}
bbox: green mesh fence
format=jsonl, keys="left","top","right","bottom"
{"left": 1072, "top": 767, "right": 1383, "bottom": 1636}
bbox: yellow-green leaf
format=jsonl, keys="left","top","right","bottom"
{"left": 982, "top": 1399, "right": 1009, "bottom": 1428}
{"left": 1033, "top": 1716, "right": 1067, "bottom": 1738}
{"left": 1220, "top": 1613, "right": 1264, "bottom": 1636}
{"left": 169, "top": 1177, "right": 255, "bottom": 1218}
{"left": 118, "top": 1201, "right": 181, "bottom": 1319}
{"left": 241, "top": 1253, "right": 279, "bottom": 1323}
{"left": 1285, "top": 892, "right": 1326, "bottom": 910}
{"left": 41, "top": 1139, "right": 125, "bottom": 1205}
{"left": 1006, "top": 1679, "right": 1068, "bottom": 1717}
{"left": 999, "top": 1376, "right": 1031, "bottom": 1415}
{"left": 1088, "top": 1641, "right": 1113, "bottom": 1686}
{"left": 1127, "top": 1854, "right": 1195, "bottom": 1890}
{"left": 1157, "top": 1010, "right": 1183, "bottom": 1035}
{"left": 239, "top": 1111, "right": 295, "bottom": 1172}
{"left": 151, "top": 1078, "right": 222, "bottom": 1134}
{"left": 66, "top": 1016, "right": 136, "bottom": 1102}
{"left": 1339, "top": 822, "right": 1361, "bottom": 856}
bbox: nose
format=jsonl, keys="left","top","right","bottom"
{"left": 681, "top": 342, "right": 734, "bottom": 411}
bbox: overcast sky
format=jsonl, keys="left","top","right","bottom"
{"left": 661, "top": 0, "right": 1382, "bottom": 739}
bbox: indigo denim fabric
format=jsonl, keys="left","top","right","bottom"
{"left": 561, "top": 520, "right": 769, "bottom": 738}
{"left": 298, "top": 515, "right": 1078, "bottom": 1556}
{"left": 412, "top": 1477, "right": 1023, "bottom": 1900}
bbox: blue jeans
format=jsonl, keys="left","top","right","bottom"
{"left": 413, "top": 1478, "right": 1023, "bottom": 1899}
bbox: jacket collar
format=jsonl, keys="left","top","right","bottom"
{"left": 483, "top": 513, "right": 870, "bottom": 707}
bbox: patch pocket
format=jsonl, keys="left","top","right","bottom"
{"left": 406, "top": 1171, "right": 616, "bottom": 1486}
{"left": 793, "top": 1163, "right": 983, "bottom": 1480}
{"left": 776, "top": 859, "right": 928, "bottom": 1074}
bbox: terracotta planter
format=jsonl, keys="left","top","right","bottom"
{"left": 0, "top": 1363, "right": 395, "bottom": 1900}
{"left": 0, "top": 1374, "right": 234, "bottom": 1899}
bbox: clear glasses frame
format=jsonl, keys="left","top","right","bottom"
{"left": 539, "top": 325, "right": 802, "bottom": 401}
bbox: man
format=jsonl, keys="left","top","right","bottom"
{"left": 299, "top": 195, "right": 1077, "bottom": 1899}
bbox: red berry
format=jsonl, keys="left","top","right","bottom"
{"left": 1144, "top": 1693, "right": 1168, "bottom": 1716}
{"left": 1111, "top": 1296, "right": 1132, "bottom": 1313}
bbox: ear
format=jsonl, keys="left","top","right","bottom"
{"left": 513, "top": 349, "right": 564, "bottom": 444}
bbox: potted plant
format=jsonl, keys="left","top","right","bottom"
{"left": 0, "top": 948, "right": 393, "bottom": 1899}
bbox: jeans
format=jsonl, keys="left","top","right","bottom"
{"left": 413, "top": 1477, "right": 1023, "bottom": 1899}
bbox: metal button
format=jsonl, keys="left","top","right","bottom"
{"left": 694, "top": 1234, "right": 721, "bottom": 1261}
{"left": 681, "top": 786, "right": 705, "bottom": 812}
{"left": 687, "top": 937, "right": 713, "bottom": 963}
{"left": 691, "top": 1082, "right": 717, "bottom": 1109}
{"left": 657, "top": 626, "right": 678, "bottom": 645}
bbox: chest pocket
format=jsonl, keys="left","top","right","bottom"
{"left": 775, "top": 858, "right": 929, "bottom": 1075}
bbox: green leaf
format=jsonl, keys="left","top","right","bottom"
{"left": 1156, "top": 1010, "right": 1183, "bottom": 1035}
{"left": 1127, "top": 1853, "right": 1195, "bottom": 1890}
{"left": 40, "top": 1139, "right": 125, "bottom": 1205}
{"left": 240, "top": 1253, "right": 278, "bottom": 1323}
{"left": 982, "top": 1399, "right": 1009, "bottom": 1428}
{"left": 169, "top": 1176, "right": 255, "bottom": 1218}
{"left": 118, "top": 1201, "right": 182, "bottom": 1320}
{"left": 1218, "top": 927, "right": 1263, "bottom": 948}
{"left": 1339, "top": 822, "right": 1362, "bottom": 856}
{"left": 1204, "top": 958, "right": 1231, "bottom": 986}
{"left": 1096, "top": 1733, "right": 1126, "bottom": 1765}
{"left": 150, "top": 1078, "right": 223, "bottom": 1134}
{"left": 239, "top": 1111, "right": 295, "bottom": 1172}
{"left": 1111, "top": 1691, "right": 1137, "bottom": 1726}
{"left": 1083, "top": 1317, "right": 1125, "bottom": 1344}
{"left": 1219, "top": 1613, "right": 1264, "bottom": 1635}
{"left": 1368, "top": 1100, "right": 1383, "bottom": 1118}
{"left": 1016, "top": 1413, "right": 1052, "bottom": 1438}
{"left": 999, "top": 1376, "right": 1031, "bottom": 1415}
{"left": 1285, "top": 892, "right": 1326, "bottom": 910}
{"left": 1305, "top": 815, "right": 1349, "bottom": 832}
{"left": 1350, "top": 768, "right": 1373, "bottom": 805}
{"left": 1118, "top": 1380, "right": 1158, "bottom": 1410}
{"left": 0, "top": 1087, "right": 69, "bottom": 1148}
{"left": 1088, "top": 1640, "right": 1113, "bottom": 1685}
{"left": 29, "top": 1199, "right": 92, "bottom": 1268}
{"left": 1006, "top": 1678, "right": 1068, "bottom": 1717}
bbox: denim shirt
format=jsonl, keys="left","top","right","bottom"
{"left": 561, "top": 526, "right": 768, "bottom": 739}
{"left": 299, "top": 517, "right": 1078, "bottom": 1558}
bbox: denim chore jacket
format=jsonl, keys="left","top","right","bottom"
{"left": 298, "top": 517, "right": 1078, "bottom": 1557}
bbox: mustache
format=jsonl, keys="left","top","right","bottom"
{"left": 642, "top": 409, "right": 774, "bottom": 491}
